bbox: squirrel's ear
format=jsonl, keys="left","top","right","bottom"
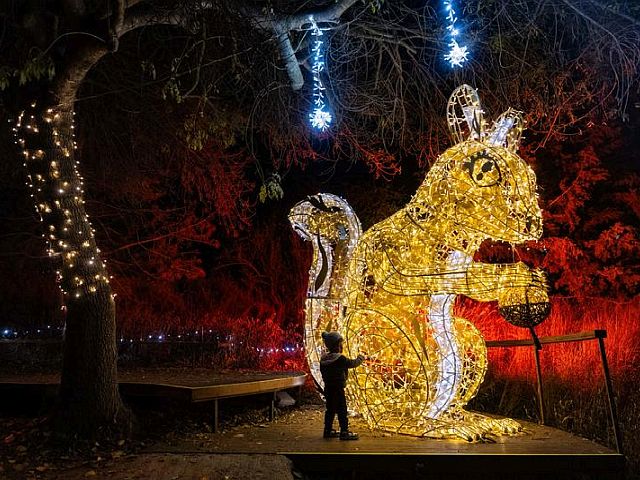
{"left": 447, "top": 84, "right": 484, "bottom": 144}
{"left": 487, "top": 108, "right": 524, "bottom": 152}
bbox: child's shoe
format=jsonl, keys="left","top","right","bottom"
{"left": 323, "top": 429, "right": 340, "bottom": 438}
{"left": 339, "top": 431, "right": 359, "bottom": 440}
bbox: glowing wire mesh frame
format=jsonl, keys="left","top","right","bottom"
{"left": 289, "top": 193, "right": 362, "bottom": 390}
{"left": 290, "top": 85, "right": 549, "bottom": 440}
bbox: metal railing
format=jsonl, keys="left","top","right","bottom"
{"left": 486, "top": 329, "right": 623, "bottom": 454}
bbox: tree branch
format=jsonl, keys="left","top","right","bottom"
{"left": 107, "top": 0, "right": 126, "bottom": 51}
{"left": 120, "top": 8, "right": 189, "bottom": 36}
{"left": 241, "top": 0, "right": 361, "bottom": 90}
{"left": 586, "top": 0, "right": 640, "bottom": 28}
{"left": 53, "top": 8, "right": 190, "bottom": 108}
{"left": 274, "top": 23, "right": 304, "bottom": 90}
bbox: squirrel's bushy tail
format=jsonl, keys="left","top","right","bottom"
{"left": 289, "top": 193, "right": 362, "bottom": 390}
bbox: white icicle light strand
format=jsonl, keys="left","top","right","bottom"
{"left": 308, "top": 16, "right": 332, "bottom": 131}
{"left": 443, "top": 0, "right": 469, "bottom": 68}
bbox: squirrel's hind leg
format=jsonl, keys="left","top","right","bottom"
{"left": 343, "top": 306, "right": 439, "bottom": 432}
{"left": 452, "top": 316, "right": 489, "bottom": 406}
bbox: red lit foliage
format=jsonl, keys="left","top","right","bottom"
{"left": 96, "top": 143, "right": 256, "bottom": 333}
{"left": 192, "top": 211, "right": 310, "bottom": 369}
{"left": 458, "top": 297, "right": 640, "bottom": 388}
{"left": 534, "top": 127, "right": 640, "bottom": 300}
{"left": 335, "top": 128, "right": 402, "bottom": 180}
{"left": 479, "top": 125, "right": 639, "bottom": 301}
{"left": 469, "top": 124, "right": 639, "bottom": 384}
{"left": 110, "top": 182, "right": 309, "bottom": 368}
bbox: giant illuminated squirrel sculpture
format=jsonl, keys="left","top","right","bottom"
{"left": 289, "top": 85, "right": 549, "bottom": 440}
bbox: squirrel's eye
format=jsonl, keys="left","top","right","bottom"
{"left": 463, "top": 150, "right": 502, "bottom": 187}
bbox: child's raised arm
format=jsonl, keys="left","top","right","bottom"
{"left": 345, "top": 354, "right": 364, "bottom": 369}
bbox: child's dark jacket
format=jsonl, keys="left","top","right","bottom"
{"left": 320, "top": 352, "right": 364, "bottom": 389}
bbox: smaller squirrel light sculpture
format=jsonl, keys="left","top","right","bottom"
{"left": 289, "top": 84, "right": 550, "bottom": 440}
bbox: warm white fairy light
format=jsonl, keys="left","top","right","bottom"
{"left": 443, "top": 0, "right": 469, "bottom": 68}
{"left": 308, "top": 16, "right": 332, "bottom": 131}
{"left": 13, "top": 103, "right": 114, "bottom": 303}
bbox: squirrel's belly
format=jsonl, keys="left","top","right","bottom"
{"left": 426, "top": 293, "right": 460, "bottom": 418}
{"left": 425, "top": 250, "right": 472, "bottom": 418}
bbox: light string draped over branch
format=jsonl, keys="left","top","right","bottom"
{"left": 308, "top": 16, "right": 333, "bottom": 131}
{"left": 443, "top": 0, "right": 469, "bottom": 68}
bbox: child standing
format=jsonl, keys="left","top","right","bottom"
{"left": 320, "top": 331, "right": 364, "bottom": 440}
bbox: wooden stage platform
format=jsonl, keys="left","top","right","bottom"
{"left": 0, "top": 368, "right": 307, "bottom": 432}
{"left": 0, "top": 371, "right": 625, "bottom": 479}
{"left": 148, "top": 403, "right": 625, "bottom": 479}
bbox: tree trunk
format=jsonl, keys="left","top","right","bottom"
{"left": 59, "top": 281, "right": 126, "bottom": 436}
{"left": 9, "top": 0, "right": 360, "bottom": 437}
{"left": 14, "top": 42, "right": 131, "bottom": 436}
{"left": 11, "top": 6, "right": 188, "bottom": 437}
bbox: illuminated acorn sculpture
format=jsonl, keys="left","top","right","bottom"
{"left": 289, "top": 85, "right": 549, "bottom": 440}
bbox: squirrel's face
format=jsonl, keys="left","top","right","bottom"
{"left": 416, "top": 140, "right": 543, "bottom": 244}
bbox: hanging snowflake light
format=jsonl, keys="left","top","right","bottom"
{"left": 443, "top": 0, "right": 469, "bottom": 68}
{"left": 308, "top": 16, "right": 332, "bottom": 131}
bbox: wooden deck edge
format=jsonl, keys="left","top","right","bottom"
{"left": 116, "top": 374, "right": 307, "bottom": 402}
{"left": 1, "top": 373, "right": 307, "bottom": 403}
{"left": 190, "top": 374, "right": 307, "bottom": 402}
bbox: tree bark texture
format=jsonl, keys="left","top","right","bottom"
{"left": 59, "top": 283, "right": 124, "bottom": 434}
{"left": 12, "top": 7, "right": 188, "bottom": 437}
{"left": 16, "top": 90, "right": 127, "bottom": 437}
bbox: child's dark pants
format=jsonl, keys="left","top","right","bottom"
{"left": 324, "top": 385, "right": 348, "bottom": 432}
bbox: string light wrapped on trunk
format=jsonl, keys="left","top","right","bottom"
{"left": 12, "top": 103, "right": 113, "bottom": 303}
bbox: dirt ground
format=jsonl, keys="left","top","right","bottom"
{"left": 35, "top": 454, "right": 296, "bottom": 480}
{"left": 0, "top": 403, "right": 378, "bottom": 480}
{"left": 0, "top": 402, "right": 309, "bottom": 480}
{"left": 1, "top": 400, "right": 360, "bottom": 480}
{"left": 0, "top": 368, "right": 312, "bottom": 480}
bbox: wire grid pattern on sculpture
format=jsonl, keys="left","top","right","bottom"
{"left": 289, "top": 85, "right": 548, "bottom": 440}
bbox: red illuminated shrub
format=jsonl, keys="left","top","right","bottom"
{"left": 460, "top": 296, "right": 640, "bottom": 388}
{"left": 465, "top": 125, "right": 640, "bottom": 388}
